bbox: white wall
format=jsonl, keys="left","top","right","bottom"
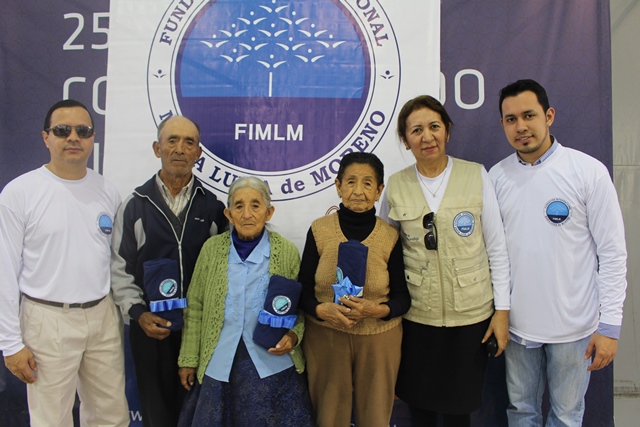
{"left": 611, "top": 0, "right": 640, "bottom": 397}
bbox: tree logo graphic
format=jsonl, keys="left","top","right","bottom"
{"left": 148, "top": 0, "right": 400, "bottom": 200}
{"left": 197, "top": 4, "right": 352, "bottom": 97}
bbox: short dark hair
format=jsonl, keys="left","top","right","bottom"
{"left": 336, "top": 152, "right": 384, "bottom": 187}
{"left": 498, "top": 79, "right": 550, "bottom": 117}
{"left": 157, "top": 115, "right": 201, "bottom": 141}
{"left": 397, "top": 95, "right": 453, "bottom": 143}
{"left": 43, "top": 99, "right": 94, "bottom": 131}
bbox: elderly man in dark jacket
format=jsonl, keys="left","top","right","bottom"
{"left": 111, "top": 115, "right": 227, "bottom": 427}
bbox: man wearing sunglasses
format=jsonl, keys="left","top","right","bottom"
{"left": 490, "top": 79, "right": 627, "bottom": 427}
{"left": 110, "top": 115, "right": 227, "bottom": 427}
{"left": 0, "top": 99, "right": 129, "bottom": 426}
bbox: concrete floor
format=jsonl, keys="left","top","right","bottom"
{"left": 614, "top": 396, "right": 640, "bottom": 426}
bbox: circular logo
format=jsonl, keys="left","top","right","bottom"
{"left": 545, "top": 199, "right": 571, "bottom": 225}
{"left": 97, "top": 213, "right": 113, "bottom": 235}
{"left": 159, "top": 279, "right": 178, "bottom": 298}
{"left": 272, "top": 295, "right": 292, "bottom": 315}
{"left": 453, "top": 211, "right": 475, "bottom": 237}
{"left": 148, "top": 0, "right": 400, "bottom": 200}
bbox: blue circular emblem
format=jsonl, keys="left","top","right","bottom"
{"left": 545, "top": 199, "right": 571, "bottom": 225}
{"left": 453, "top": 212, "right": 475, "bottom": 237}
{"left": 159, "top": 279, "right": 178, "bottom": 298}
{"left": 272, "top": 295, "right": 292, "bottom": 315}
{"left": 148, "top": 0, "right": 400, "bottom": 200}
{"left": 97, "top": 213, "right": 113, "bottom": 235}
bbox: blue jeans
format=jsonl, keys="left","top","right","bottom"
{"left": 505, "top": 336, "right": 592, "bottom": 427}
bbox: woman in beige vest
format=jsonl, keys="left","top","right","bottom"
{"left": 379, "top": 95, "right": 511, "bottom": 427}
{"left": 299, "top": 152, "right": 410, "bottom": 427}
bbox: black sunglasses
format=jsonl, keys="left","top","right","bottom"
{"left": 45, "top": 125, "right": 94, "bottom": 139}
{"left": 423, "top": 212, "right": 438, "bottom": 250}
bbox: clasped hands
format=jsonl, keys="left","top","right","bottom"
{"left": 316, "top": 296, "right": 390, "bottom": 330}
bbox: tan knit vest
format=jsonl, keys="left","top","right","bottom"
{"left": 307, "top": 212, "right": 402, "bottom": 335}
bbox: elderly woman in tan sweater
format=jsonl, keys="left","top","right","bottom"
{"left": 298, "top": 152, "right": 410, "bottom": 427}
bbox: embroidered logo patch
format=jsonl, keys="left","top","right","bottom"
{"left": 159, "top": 279, "right": 178, "bottom": 298}
{"left": 272, "top": 296, "right": 292, "bottom": 315}
{"left": 545, "top": 199, "right": 571, "bottom": 225}
{"left": 453, "top": 211, "right": 475, "bottom": 237}
{"left": 97, "top": 213, "right": 113, "bottom": 235}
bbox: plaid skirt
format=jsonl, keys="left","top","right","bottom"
{"left": 177, "top": 340, "right": 315, "bottom": 427}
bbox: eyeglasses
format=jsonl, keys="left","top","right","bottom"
{"left": 423, "top": 212, "right": 438, "bottom": 250}
{"left": 45, "top": 125, "right": 94, "bottom": 139}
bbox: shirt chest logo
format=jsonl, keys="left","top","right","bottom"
{"left": 545, "top": 199, "right": 571, "bottom": 226}
{"left": 97, "top": 213, "right": 113, "bottom": 235}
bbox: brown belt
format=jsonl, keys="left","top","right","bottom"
{"left": 23, "top": 294, "right": 105, "bottom": 309}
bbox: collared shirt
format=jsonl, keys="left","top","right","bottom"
{"left": 205, "top": 231, "right": 294, "bottom": 381}
{"left": 155, "top": 172, "right": 194, "bottom": 216}
{"left": 516, "top": 136, "right": 558, "bottom": 166}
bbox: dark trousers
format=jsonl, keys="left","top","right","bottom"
{"left": 130, "top": 320, "right": 185, "bottom": 427}
{"left": 409, "top": 407, "right": 471, "bottom": 427}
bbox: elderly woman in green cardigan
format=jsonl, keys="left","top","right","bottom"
{"left": 177, "top": 177, "right": 314, "bottom": 427}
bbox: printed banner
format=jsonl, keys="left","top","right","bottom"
{"left": 103, "top": 0, "right": 440, "bottom": 248}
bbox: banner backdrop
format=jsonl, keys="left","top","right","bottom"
{"left": 0, "top": 1, "right": 614, "bottom": 426}
{"left": 103, "top": 0, "right": 440, "bottom": 250}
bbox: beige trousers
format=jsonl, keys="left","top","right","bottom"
{"left": 303, "top": 321, "right": 402, "bottom": 427}
{"left": 20, "top": 294, "right": 129, "bottom": 427}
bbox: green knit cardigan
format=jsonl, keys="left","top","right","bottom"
{"left": 177, "top": 230, "right": 306, "bottom": 383}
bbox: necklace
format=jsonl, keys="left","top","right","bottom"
{"left": 417, "top": 165, "right": 447, "bottom": 198}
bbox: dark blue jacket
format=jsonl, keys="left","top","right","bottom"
{"left": 111, "top": 175, "right": 227, "bottom": 323}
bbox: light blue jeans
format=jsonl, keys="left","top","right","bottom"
{"left": 505, "top": 336, "right": 592, "bottom": 427}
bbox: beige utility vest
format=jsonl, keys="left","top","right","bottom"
{"left": 386, "top": 158, "right": 494, "bottom": 327}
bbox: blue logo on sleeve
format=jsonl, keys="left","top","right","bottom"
{"left": 453, "top": 212, "right": 475, "bottom": 237}
{"left": 545, "top": 199, "right": 571, "bottom": 225}
{"left": 97, "top": 213, "right": 113, "bottom": 235}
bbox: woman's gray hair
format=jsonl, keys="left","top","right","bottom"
{"left": 227, "top": 176, "right": 272, "bottom": 208}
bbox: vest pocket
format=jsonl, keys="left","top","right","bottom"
{"left": 388, "top": 206, "right": 425, "bottom": 223}
{"left": 452, "top": 263, "right": 492, "bottom": 312}
{"left": 404, "top": 264, "right": 432, "bottom": 312}
{"left": 389, "top": 206, "right": 426, "bottom": 244}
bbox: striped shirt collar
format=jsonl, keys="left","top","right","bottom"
{"left": 155, "top": 172, "right": 194, "bottom": 216}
